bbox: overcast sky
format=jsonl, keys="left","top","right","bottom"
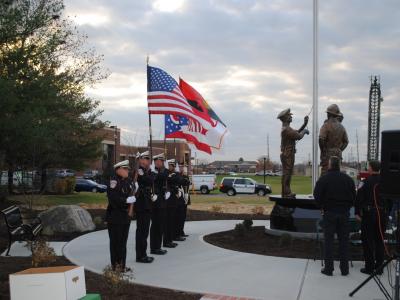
{"left": 64, "top": 0, "right": 400, "bottom": 163}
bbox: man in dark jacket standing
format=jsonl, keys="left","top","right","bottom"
{"left": 135, "top": 151, "right": 156, "bottom": 263}
{"left": 314, "top": 156, "right": 356, "bottom": 276}
{"left": 106, "top": 160, "right": 136, "bottom": 271}
{"left": 150, "top": 153, "right": 168, "bottom": 255}
{"left": 355, "top": 160, "right": 392, "bottom": 275}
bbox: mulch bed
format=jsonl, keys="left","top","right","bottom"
{"left": 203, "top": 225, "right": 388, "bottom": 261}
{"left": 0, "top": 256, "right": 201, "bottom": 300}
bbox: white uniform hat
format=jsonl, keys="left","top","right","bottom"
{"left": 153, "top": 153, "right": 165, "bottom": 161}
{"left": 136, "top": 150, "right": 150, "bottom": 159}
{"left": 113, "top": 160, "right": 130, "bottom": 169}
{"left": 167, "top": 159, "right": 176, "bottom": 165}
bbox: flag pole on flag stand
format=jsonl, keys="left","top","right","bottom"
{"left": 312, "top": 0, "right": 319, "bottom": 190}
{"left": 146, "top": 55, "right": 153, "bottom": 160}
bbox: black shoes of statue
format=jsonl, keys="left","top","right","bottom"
{"left": 173, "top": 236, "right": 186, "bottom": 241}
{"left": 151, "top": 249, "right": 168, "bottom": 255}
{"left": 360, "top": 268, "right": 373, "bottom": 275}
{"left": 321, "top": 268, "right": 333, "bottom": 276}
{"left": 182, "top": 234, "right": 189, "bottom": 237}
{"left": 136, "top": 256, "right": 154, "bottom": 263}
{"left": 341, "top": 270, "right": 349, "bottom": 276}
{"left": 164, "top": 242, "right": 177, "bottom": 248}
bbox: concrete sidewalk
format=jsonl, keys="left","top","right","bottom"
{"left": 63, "top": 220, "right": 392, "bottom": 300}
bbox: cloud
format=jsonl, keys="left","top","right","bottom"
{"left": 63, "top": 0, "right": 400, "bottom": 163}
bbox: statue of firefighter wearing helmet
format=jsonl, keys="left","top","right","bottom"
{"left": 319, "top": 104, "right": 349, "bottom": 176}
{"left": 277, "top": 108, "right": 309, "bottom": 198}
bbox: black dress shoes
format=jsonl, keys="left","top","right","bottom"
{"left": 136, "top": 256, "right": 154, "bottom": 263}
{"left": 164, "top": 242, "right": 177, "bottom": 248}
{"left": 182, "top": 234, "right": 189, "bottom": 237}
{"left": 173, "top": 237, "right": 186, "bottom": 241}
{"left": 321, "top": 268, "right": 333, "bottom": 276}
{"left": 151, "top": 249, "right": 168, "bottom": 255}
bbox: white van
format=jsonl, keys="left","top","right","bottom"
{"left": 190, "top": 174, "right": 216, "bottom": 194}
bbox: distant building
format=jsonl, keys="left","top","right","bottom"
{"left": 206, "top": 160, "right": 258, "bottom": 173}
{"left": 85, "top": 127, "right": 191, "bottom": 175}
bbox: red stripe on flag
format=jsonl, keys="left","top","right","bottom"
{"left": 166, "top": 131, "right": 212, "bottom": 154}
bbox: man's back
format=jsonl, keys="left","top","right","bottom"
{"left": 314, "top": 170, "right": 356, "bottom": 212}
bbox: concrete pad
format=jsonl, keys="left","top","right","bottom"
{"left": 1, "top": 241, "right": 67, "bottom": 257}
{"left": 63, "top": 220, "right": 394, "bottom": 300}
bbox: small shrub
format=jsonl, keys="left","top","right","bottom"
{"left": 242, "top": 219, "right": 253, "bottom": 231}
{"left": 93, "top": 216, "right": 104, "bottom": 227}
{"left": 211, "top": 205, "right": 223, "bottom": 213}
{"left": 279, "top": 233, "right": 293, "bottom": 248}
{"left": 103, "top": 265, "right": 134, "bottom": 296}
{"left": 251, "top": 206, "right": 265, "bottom": 215}
{"left": 28, "top": 239, "right": 57, "bottom": 267}
{"left": 234, "top": 223, "right": 246, "bottom": 237}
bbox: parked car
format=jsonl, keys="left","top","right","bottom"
{"left": 55, "top": 169, "right": 75, "bottom": 177}
{"left": 228, "top": 172, "right": 238, "bottom": 176}
{"left": 75, "top": 178, "right": 107, "bottom": 193}
{"left": 273, "top": 171, "right": 282, "bottom": 176}
{"left": 255, "top": 170, "right": 274, "bottom": 176}
{"left": 83, "top": 170, "right": 99, "bottom": 180}
{"left": 219, "top": 177, "right": 272, "bottom": 196}
{"left": 190, "top": 174, "right": 216, "bottom": 194}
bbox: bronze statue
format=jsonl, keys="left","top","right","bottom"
{"left": 278, "top": 109, "right": 309, "bottom": 198}
{"left": 319, "top": 104, "right": 349, "bottom": 176}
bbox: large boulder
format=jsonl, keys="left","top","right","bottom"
{"left": 39, "top": 205, "right": 95, "bottom": 234}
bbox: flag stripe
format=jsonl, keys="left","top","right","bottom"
{"left": 166, "top": 131, "right": 212, "bottom": 154}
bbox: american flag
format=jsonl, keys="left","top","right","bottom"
{"left": 147, "top": 66, "right": 202, "bottom": 124}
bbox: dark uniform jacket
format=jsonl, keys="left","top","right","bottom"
{"left": 152, "top": 168, "right": 168, "bottom": 209}
{"left": 106, "top": 175, "right": 135, "bottom": 224}
{"left": 135, "top": 166, "right": 155, "bottom": 212}
{"left": 314, "top": 169, "right": 356, "bottom": 213}
{"left": 355, "top": 174, "right": 392, "bottom": 216}
{"left": 166, "top": 170, "right": 181, "bottom": 208}
{"left": 180, "top": 174, "right": 191, "bottom": 205}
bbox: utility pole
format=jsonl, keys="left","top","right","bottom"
{"left": 263, "top": 157, "right": 266, "bottom": 184}
{"left": 267, "top": 133, "right": 270, "bottom": 161}
{"left": 356, "top": 130, "right": 360, "bottom": 171}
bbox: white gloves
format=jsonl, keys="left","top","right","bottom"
{"left": 137, "top": 168, "right": 144, "bottom": 176}
{"left": 134, "top": 182, "right": 139, "bottom": 192}
{"left": 151, "top": 194, "right": 158, "bottom": 202}
{"left": 184, "top": 193, "right": 189, "bottom": 204}
{"left": 150, "top": 163, "right": 156, "bottom": 173}
{"left": 177, "top": 190, "right": 182, "bottom": 198}
{"left": 126, "top": 196, "right": 136, "bottom": 204}
{"left": 165, "top": 191, "right": 171, "bottom": 200}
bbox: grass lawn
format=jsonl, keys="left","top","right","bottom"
{"left": 6, "top": 175, "right": 312, "bottom": 213}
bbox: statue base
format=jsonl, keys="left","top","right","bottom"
{"left": 269, "top": 194, "right": 321, "bottom": 233}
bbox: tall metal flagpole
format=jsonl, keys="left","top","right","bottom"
{"left": 146, "top": 55, "right": 153, "bottom": 160}
{"left": 312, "top": 0, "right": 319, "bottom": 190}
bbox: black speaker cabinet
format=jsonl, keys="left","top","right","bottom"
{"left": 381, "top": 130, "right": 400, "bottom": 198}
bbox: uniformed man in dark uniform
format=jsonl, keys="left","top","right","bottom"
{"left": 355, "top": 160, "right": 392, "bottom": 275}
{"left": 135, "top": 151, "right": 156, "bottom": 263}
{"left": 319, "top": 104, "right": 349, "bottom": 176}
{"left": 314, "top": 156, "right": 356, "bottom": 276}
{"left": 150, "top": 153, "right": 168, "bottom": 255}
{"left": 277, "top": 108, "right": 309, "bottom": 198}
{"left": 163, "top": 159, "right": 180, "bottom": 248}
{"left": 106, "top": 160, "right": 136, "bottom": 271}
{"left": 176, "top": 163, "right": 190, "bottom": 238}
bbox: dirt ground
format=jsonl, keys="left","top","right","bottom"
{"left": 204, "top": 226, "right": 376, "bottom": 261}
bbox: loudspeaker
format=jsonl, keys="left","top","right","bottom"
{"left": 381, "top": 130, "right": 400, "bottom": 198}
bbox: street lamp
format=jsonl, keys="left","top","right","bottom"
{"left": 263, "top": 157, "right": 266, "bottom": 184}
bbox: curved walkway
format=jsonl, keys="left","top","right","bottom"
{"left": 63, "top": 220, "right": 391, "bottom": 300}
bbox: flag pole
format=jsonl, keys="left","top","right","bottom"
{"left": 312, "top": 0, "right": 319, "bottom": 190}
{"left": 163, "top": 116, "right": 167, "bottom": 158}
{"left": 146, "top": 55, "right": 153, "bottom": 160}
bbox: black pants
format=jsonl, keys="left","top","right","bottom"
{"left": 361, "top": 210, "right": 387, "bottom": 271}
{"left": 174, "top": 203, "right": 186, "bottom": 238}
{"left": 107, "top": 223, "right": 130, "bottom": 269}
{"left": 323, "top": 210, "right": 350, "bottom": 272}
{"left": 150, "top": 208, "right": 166, "bottom": 250}
{"left": 136, "top": 210, "right": 151, "bottom": 259}
{"left": 182, "top": 204, "right": 188, "bottom": 235}
{"left": 164, "top": 206, "right": 176, "bottom": 245}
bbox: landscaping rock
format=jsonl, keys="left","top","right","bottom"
{"left": 39, "top": 205, "right": 95, "bottom": 233}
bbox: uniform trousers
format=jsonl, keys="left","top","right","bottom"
{"left": 136, "top": 210, "right": 151, "bottom": 259}
{"left": 150, "top": 208, "right": 166, "bottom": 250}
{"left": 164, "top": 206, "right": 176, "bottom": 245}
{"left": 107, "top": 223, "right": 130, "bottom": 269}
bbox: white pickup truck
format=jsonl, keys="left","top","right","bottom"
{"left": 190, "top": 174, "right": 217, "bottom": 194}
